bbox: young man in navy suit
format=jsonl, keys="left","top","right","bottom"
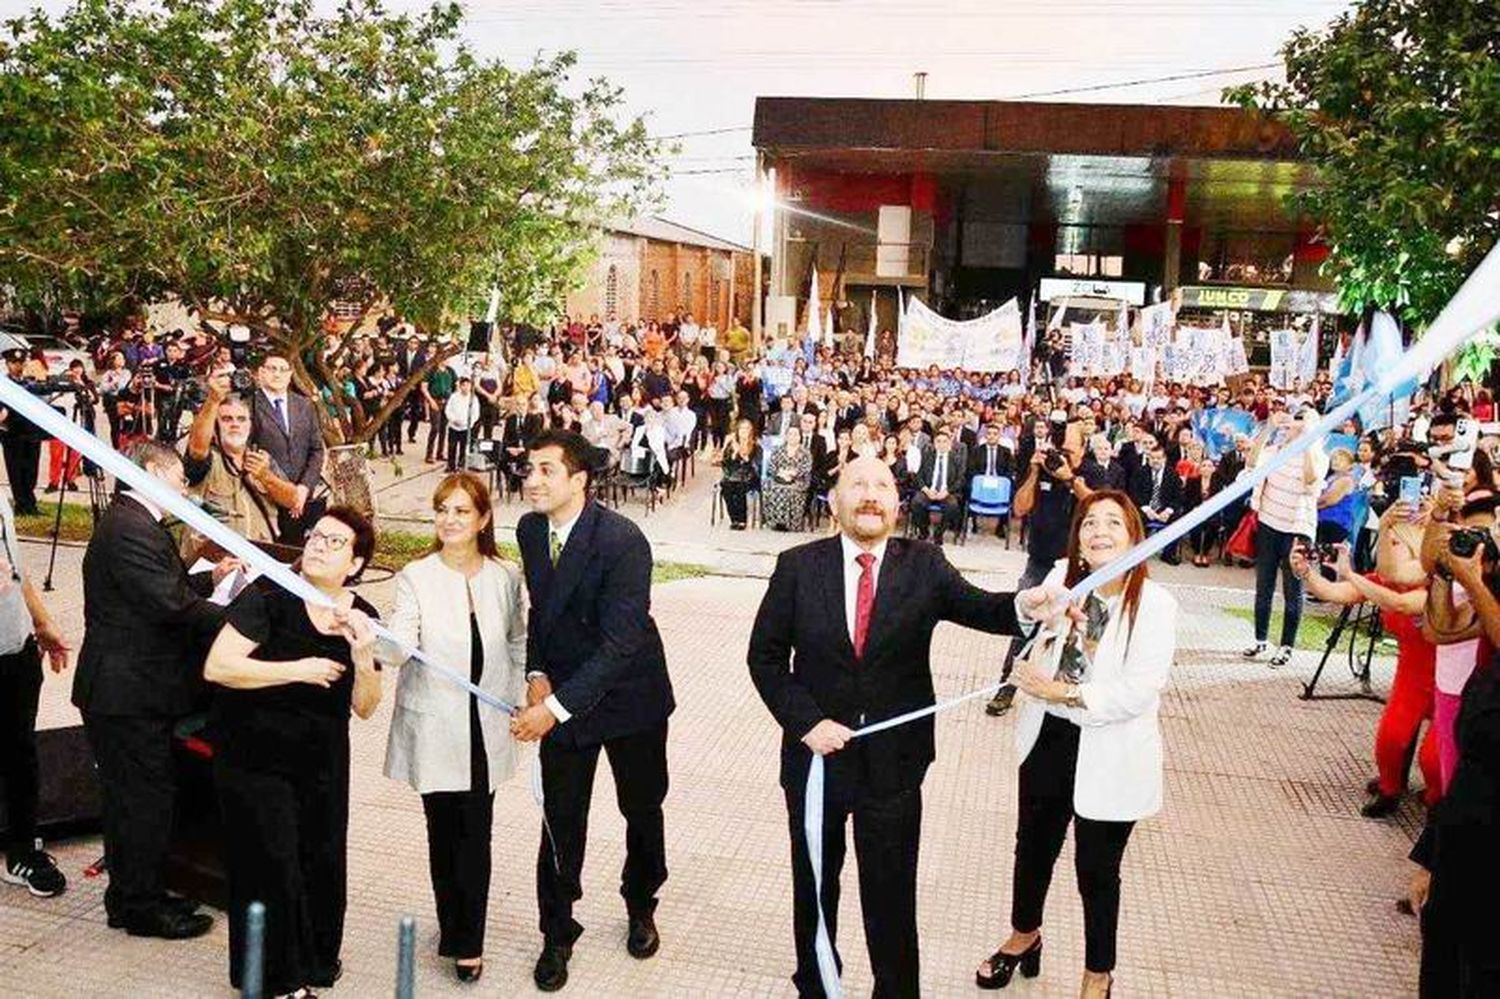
{"left": 510, "top": 429, "right": 675, "bottom": 992}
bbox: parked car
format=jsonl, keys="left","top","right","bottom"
{"left": 0, "top": 326, "right": 96, "bottom": 377}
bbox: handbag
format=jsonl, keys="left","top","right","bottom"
{"left": 1227, "top": 509, "right": 1258, "bottom": 563}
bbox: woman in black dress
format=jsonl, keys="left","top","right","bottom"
{"left": 204, "top": 508, "right": 382, "bottom": 999}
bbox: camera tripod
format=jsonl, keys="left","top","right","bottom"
{"left": 1300, "top": 598, "right": 1387, "bottom": 703}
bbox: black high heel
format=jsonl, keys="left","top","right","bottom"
{"left": 455, "top": 958, "right": 484, "bottom": 983}
{"left": 975, "top": 936, "right": 1042, "bottom": 990}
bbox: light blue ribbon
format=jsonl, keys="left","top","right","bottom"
{"left": 0, "top": 377, "right": 516, "bottom": 714}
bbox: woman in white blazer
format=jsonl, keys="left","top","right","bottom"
{"left": 976, "top": 488, "right": 1177, "bottom": 999}
{"left": 384, "top": 472, "right": 527, "bottom": 984}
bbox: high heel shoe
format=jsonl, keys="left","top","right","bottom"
{"left": 975, "top": 936, "right": 1041, "bottom": 989}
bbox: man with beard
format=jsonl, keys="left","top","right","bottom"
{"left": 181, "top": 371, "right": 300, "bottom": 563}
{"left": 747, "top": 455, "right": 1069, "bottom": 997}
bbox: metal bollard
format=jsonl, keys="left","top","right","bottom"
{"left": 242, "top": 901, "right": 266, "bottom": 999}
{"left": 395, "top": 915, "right": 417, "bottom": 999}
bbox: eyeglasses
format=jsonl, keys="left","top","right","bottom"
{"left": 305, "top": 530, "right": 352, "bottom": 551}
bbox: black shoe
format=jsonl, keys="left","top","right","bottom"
{"left": 1365, "top": 777, "right": 1382, "bottom": 796}
{"left": 124, "top": 907, "right": 214, "bottom": 939}
{"left": 108, "top": 895, "right": 198, "bottom": 928}
{"left": 3, "top": 849, "right": 66, "bottom": 897}
{"left": 42, "top": 483, "right": 57, "bottom": 494}
{"left": 933, "top": 534, "right": 945, "bottom": 546}
{"left": 1161, "top": 553, "right": 1181, "bottom": 566}
{"left": 308, "top": 959, "right": 342, "bottom": 988}
{"left": 1361, "top": 793, "right": 1401, "bottom": 818}
{"left": 975, "top": 936, "right": 1042, "bottom": 989}
{"left": 984, "top": 684, "right": 1017, "bottom": 717}
{"left": 627, "top": 913, "right": 660, "bottom": 959}
{"left": 455, "top": 958, "right": 484, "bottom": 983}
{"left": 533, "top": 942, "right": 572, "bottom": 992}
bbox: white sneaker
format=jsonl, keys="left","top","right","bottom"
{"left": 1269, "top": 646, "right": 1293, "bottom": 668}
{"left": 1241, "top": 642, "right": 1267, "bottom": 659}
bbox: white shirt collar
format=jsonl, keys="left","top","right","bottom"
{"left": 840, "top": 533, "right": 888, "bottom": 568}
{"left": 262, "top": 388, "right": 287, "bottom": 407}
{"left": 549, "top": 506, "right": 584, "bottom": 548}
{"left": 122, "top": 489, "right": 164, "bottom": 522}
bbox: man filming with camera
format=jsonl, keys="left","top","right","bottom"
{"left": 180, "top": 369, "right": 300, "bottom": 564}
{"left": 150, "top": 338, "right": 196, "bottom": 444}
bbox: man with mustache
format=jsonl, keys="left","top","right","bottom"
{"left": 748, "top": 455, "right": 1071, "bottom": 997}
{"left": 180, "top": 369, "right": 301, "bottom": 563}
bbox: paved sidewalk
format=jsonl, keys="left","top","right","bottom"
{"left": 0, "top": 529, "right": 1422, "bottom": 997}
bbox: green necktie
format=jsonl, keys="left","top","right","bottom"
{"left": 550, "top": 530, "right": 562, "bottom": 566}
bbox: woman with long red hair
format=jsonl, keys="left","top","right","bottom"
{"left": 975, "top": 489, "right": 1177, "bottom": 999}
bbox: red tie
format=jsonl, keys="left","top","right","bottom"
{"left": 853, "top": 552, "right": 876, "bottom": 660}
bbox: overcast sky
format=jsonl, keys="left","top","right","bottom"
{"left": 3, "top": 0, "right": 1354, "bottom": 243}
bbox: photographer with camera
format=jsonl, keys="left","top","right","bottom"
{"left": 1291, "top": 504, "right": 1440, "bottom": 818}
{"left": 1407, "top": 486, "right": 1500, "bottom": 996}
{"left": 181, "top": 370, "right": 300, "bottom": 565}
{"left": 0, "top": 349, "right": 45, "bottom": 515}
{"left": 986, "top": 410, "right": 1091, "bottom": 716}
{"left": 150, "top": 338, "right": 196, "bottom": 444}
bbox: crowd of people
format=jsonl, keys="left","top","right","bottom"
{"left": 3, "top": 305, "right": 1500, "bottom": 996}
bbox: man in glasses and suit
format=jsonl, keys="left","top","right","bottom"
{"left": 249, "top": 352, "right": 324, "bottom": 545}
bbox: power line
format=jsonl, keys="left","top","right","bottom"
{"left": 1006, "top": 62, "right": 1280, "bottom": 99}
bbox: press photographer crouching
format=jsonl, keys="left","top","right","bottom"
{"left": 180, "top": 369, "right": 300, "bottom": 564}
{"left": 1405, "top": 486, "right": 1500, "bottom": 997}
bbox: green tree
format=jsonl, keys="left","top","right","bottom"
{"left": 1227, "top": 0, "right": 1500, "bottom": 372}
{"left": 0, "top": 0, "right": 664, "bottom": 441}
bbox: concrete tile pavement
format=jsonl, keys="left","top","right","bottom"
{"left": 0, "top": 520, "right": 1422, "bottom": 997}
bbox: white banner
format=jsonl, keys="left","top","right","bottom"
{"left": 1140, "top": 301, "right": 1174, "bottom": 348}
{"left": 897, "top": 297, "right": 1025, "bottom": 372}
{"left": 1268, "top": 328, "right": 1297, "bottom": 389}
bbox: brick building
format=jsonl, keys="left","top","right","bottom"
{"left": 565, "top": 217, "right": 759, "bottom": 330}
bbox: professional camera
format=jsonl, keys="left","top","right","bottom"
{"left": 229, "top": 368, "right": 255, "bottom": 395}
{"left": 1448, "top": 526, "right": 1498, "bottom": 562}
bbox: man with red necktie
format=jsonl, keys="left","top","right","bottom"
{"left": 748, "top": 455, "right": 1067, "bottom": 997}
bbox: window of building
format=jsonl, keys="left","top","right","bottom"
{"left": 710, "top": 279, "right": 722, "bottom": 324}
{"left": 1053, "top": 253, "right": 1123, "bottom": 277}
{"left": 650, "top": 269, "right": 660, "bottom": 318}
{"left": 682, "top": 271, "right": 692, "bottom": 313}
{"left": 605, "top": 264, "right": 618, "bottom": 319}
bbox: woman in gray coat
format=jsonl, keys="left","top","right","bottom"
{"left": 384, "top": 472, "right": 527, "bottom": 983}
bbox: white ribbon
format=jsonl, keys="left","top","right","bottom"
{"left": 0, "top": 378, "right": 517, "bottom": 714}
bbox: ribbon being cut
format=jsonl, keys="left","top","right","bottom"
{"left": 0, "top": 378, "right": 518, "bottom": 717}
{"left": 801, "top": 242, "right": 1500, "bottom": 998}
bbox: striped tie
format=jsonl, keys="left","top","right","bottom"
{"left": 550, "top": 530, "right": 562, "bottom": 566}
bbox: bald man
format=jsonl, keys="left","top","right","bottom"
{"left": 748, "top": 456, "right": 1066, "bottom": 997}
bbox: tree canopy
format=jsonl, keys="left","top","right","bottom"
{"left": 0, "top": 0, "right": 665, "bottom": 438}
{"left": 1228, "top": 0, "right": 1500, "bottom": 374}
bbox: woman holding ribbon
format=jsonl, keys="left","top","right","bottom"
{"left": 204, "top": 507, "right": 382, "bottom": 999}
{"left": 978, "top": 489, "right": 1177, "bottom": 999}
{"left": 384, "top": 472, "right": 528, "bottom": 983}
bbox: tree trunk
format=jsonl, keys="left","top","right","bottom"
{"left": 324, "top": 444, "right": 376, "bottom": 519}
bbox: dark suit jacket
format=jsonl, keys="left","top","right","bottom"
{"left": 967, "top": 443, "right": 1014, "bottom": 483}
{"left": 1130, "top": 464, "right": 1184, "bottom": 517}
{"left": 747, "top": 536, "right": 1020, "bottom": 796}
{"left": 915, "top": 445, "right": 968, "bottom": 497}
{"left": 518, "top": 500, "right": 674, "bottom": 748}
{"left": 766, "top": 408, "right": 799, "bottom": 438}
{"left": 1080, "top": 455, "right": 1128, "bottom": 492}
{"left": 251, "top": 389, "right": 324, "bottom": 492}
{"left": 72, "top": 495, "right": 225, "bottom": 717}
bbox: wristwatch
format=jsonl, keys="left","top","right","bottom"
{"left": 1061, "top": 684, "right": 1085, "bottom": 709}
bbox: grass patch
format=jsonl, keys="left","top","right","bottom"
{"left": 16, "top": 500, "right": 711, "bottom": 585}
{"left": 1222, "top": 605, "right": 1391, "bottom": 653}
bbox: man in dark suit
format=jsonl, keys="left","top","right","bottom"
{"left": 1079, "top": 433, "right": 1129, "bottom": 492}
{"left": 1130, "top": 439, "right": 1185, "bottom": 564}
{"left": 910, "top": 429, "right": 967, "bottom": 545}
{"left": 248, "top": 352, "right": 324, "bottom": 545}
{"left": 748, "top": 455, "right": 1064, "bottom": 998}
{"left": 509, "top": 429, "right": 675, "bottom": 992}
{"left": 967, "top": 423, "right": 1014, "bottom": 485}
{"left": 73, "top": 440, "right": 236, "bottom": 939}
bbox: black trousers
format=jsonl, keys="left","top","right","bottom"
{"left": 1012, "top": 714, "right": 1135, "bottom": 973}
{"left": 786, "top": 759, "right": 922, "bottom": 999}
{"left": 0, "top": 639, "right": 42, "bottom": 859}
{"left": 721, "top": 480, "right": 753, "bottom": 525}
{"left": 422, "top": 791, "right": 493, "bottom": 958}
{"left": 425, "top": 406, "right": 448, "bottom": 461}
{"left": 537, "top": 721, "right": 669, "bottom": 946}
{"left": 81, "top": 710, "right": 178, "bottom": 921}
{"left": 910, "top": 492, "right": 962, "bottom": 540}
{"left": 216, "top": 735, "right": 349, "bottom": 995}
{"left": 445, "top": 428, "right": 470, "bottom": 472}
{"left": 3, "top": 437, "right": 41, "bottom": 514}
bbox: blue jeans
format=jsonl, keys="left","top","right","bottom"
{"left": 1253, "top": 522, "right": 1308, "bottom": 646}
